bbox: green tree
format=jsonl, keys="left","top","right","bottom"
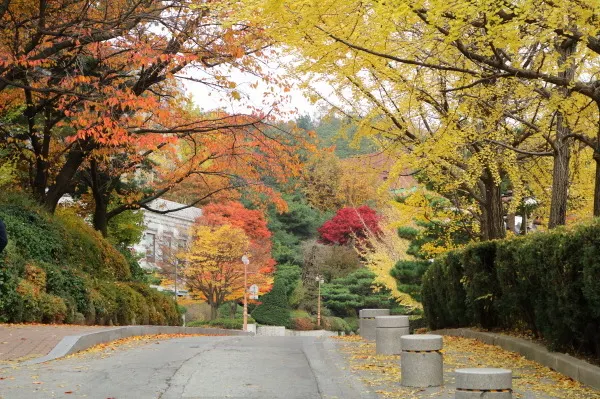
{"left": 251, "top": 278, "right": 292, "bottom": 327}
{"left": 322, "top": 268, "right": 394, "bottom": 317}
{"left": 267, "top": 192, "right": 331, "bottom": 264}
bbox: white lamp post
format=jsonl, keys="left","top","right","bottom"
{"left": 316, "top": 275, "right": 324, "bottom": 327}
{"left": 241, "top": 255, "right": 250, "bottom": 332}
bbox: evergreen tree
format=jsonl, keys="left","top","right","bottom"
{"left": 251, "top": 279, "right": 292, "bottom": 327}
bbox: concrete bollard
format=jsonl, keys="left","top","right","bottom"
{"left": 455, "top": 368, "right": 512, "bottom": 399}
{"left": 359, "top": 309, "right": 390, "bottom": 340}
{"left": 375, "top": 316, "right": 409, "bottom": 355}
{"left": 400, "top": 334, "right": 443, "bottom": 387}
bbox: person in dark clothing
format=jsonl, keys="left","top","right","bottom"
{"left": 0, "top": 219, "right": 7, "bottom": 254}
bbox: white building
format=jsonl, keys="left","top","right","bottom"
{"left": 132, "top": 198, "right": 202, "bottom": 270}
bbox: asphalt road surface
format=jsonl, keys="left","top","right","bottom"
{"left": 0, "top": 336, "right": 377, "bottom": 399}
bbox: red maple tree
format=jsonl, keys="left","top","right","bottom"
{"left": 318, "top": 206, "right": 382, "bottom": 245}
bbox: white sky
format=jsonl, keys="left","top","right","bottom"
{"left": 182, "top": 56, "right": 334, "bottom": 121}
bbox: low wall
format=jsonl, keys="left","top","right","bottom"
{"left": 434, "top": 328, "right": 600, "bottom": 390}
{"left": 23, "top": 325, "right": 253, "bottom": 366}
{"left": 256, "top": 326, "right": 286, "bottom": 336}
{"left": 285, "top": 330, "right": 340, "bottom": 337}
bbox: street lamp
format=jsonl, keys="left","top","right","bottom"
{"left": 241, "top": 255, "right": 250, "bottom": 332}
{"left": 316, "top": 275, "right": 324, "bottom": 327}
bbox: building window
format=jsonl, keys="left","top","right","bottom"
{"left": 145, "top": 233, "right": 156, "bottom": 262}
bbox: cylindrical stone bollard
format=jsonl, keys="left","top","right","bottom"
{"left": 375, "top": 316, "right": 409, "bottom": 355}
{"left": 400, "top": 334, "right": 443, "bottom": 387}
{"left": 359, "top": 309, "right": 390, "bottom": 340}
{"left": 455, "top": 368, "right": 512, "bottom": 399}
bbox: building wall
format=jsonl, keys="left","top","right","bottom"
{"left": 132, "top": 199, "right": 202, "bottom": 270}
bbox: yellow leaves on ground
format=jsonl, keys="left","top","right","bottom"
{"left": 65, "top": 334, "right": 217, "bottom": 360}
{"left": 333, "top": 335, "right": 600, "bottom": 399}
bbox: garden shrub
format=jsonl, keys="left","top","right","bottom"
{"left": 322, "top": 316, "right": 351, "bottom": 333}
{"left": 422, "top": 220, "right": 600, "bottom": 358}
{"left": 187, "top": 317, "right": 255, "bottom": 329}
{"left": 0, "top": 266, "right": 22, "bottom": 322}
{"left": 0, "top": 192, "right": 179, "bottom": 327}
{"left": 422, "top": 251, "right": 470, "bottom": 330}
{"left": 292, "top": 317, "right": 316, "bottom": 330}
{"left": 16, "top": 279, "right": 41, "bottom": 322}
{"left": 57, "top": 209, "right": 130, "bottom": 280}
{"left": 251, "top": 279, "right": 291, "bottom": 328}
{"left": 461, "top": 241, "right": 500, "bottom": 329}
{"left": 39, "top": 293, "right": 68, "bottom": 323}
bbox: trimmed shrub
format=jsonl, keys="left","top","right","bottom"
{"left": 322, "top": 316, "right": 351, "bottom": 333}
{"left": 251, "top": 279, "right": 291, "bottom": 327}
{"left": 422, "top": 251, "right": 470, "bottom": 329}
{"left": 292, "top": 317, "right": 316, "bottom": 330}
{"left": 422, "top": 220, "right": 600, "bottom": 358}
{"left": 0, "top": 267, "right": 22, "bottom": 322}
{"left": 187, "top": 317, "right": 255, "bottom": 329}
{"left": 343, "top": 317, "right": 359, "bottom": 333}
{"left": 39, "top": 293, "right": 68, "bottom": 323}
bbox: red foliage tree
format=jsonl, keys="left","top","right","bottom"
{"left": 201, "top": 201, "right": 275, "bottom": 295}
{"left": 318, "top": 206, "right": 382, "bottom": 245}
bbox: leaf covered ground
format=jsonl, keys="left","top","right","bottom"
{"left": 65, "top": 333, "right": 222, "bottom": 360}
{"left": 333, "top": 335, "right": 600, "bottom": 399}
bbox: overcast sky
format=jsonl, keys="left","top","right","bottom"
{"left": 182, "top": 57, "right": 333, "bottom": 121}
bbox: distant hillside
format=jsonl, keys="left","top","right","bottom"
{"left": 0, "top": 192, "right": 180, "bottom": 326}
{"left": 297, "top": 115, "right": 377, "bottom": 159}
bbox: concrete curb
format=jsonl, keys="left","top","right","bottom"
{"left": 433, "top": 328, "right": 600, "bottom": 390}
{"left": 12, "top": 325, "right": 253, "bottom": 367}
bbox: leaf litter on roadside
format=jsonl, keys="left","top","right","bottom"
{"left": 333, "top": 335, "right": 600, "bottom": 399}
{"left": 65, "top": 333, "right": 221, "bottom": 359}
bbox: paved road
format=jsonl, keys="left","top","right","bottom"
{"left": 0, "top": 336, "right": 375, "bottom": 399}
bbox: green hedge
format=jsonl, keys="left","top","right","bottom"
{"left": 0, "top": 192, "right": 180, "bottom": 326}
{"left": 187, "top": 317, "right": 255, "bottom": 329}
{"left": 422, "top": 221, "right": 600, "bottom": 358}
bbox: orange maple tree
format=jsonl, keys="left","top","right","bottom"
{"left": 201, "top": 201, "right": 276, "bottom": 300}
{"left": 0, "top": 0, "right": 304, "bottom": 232}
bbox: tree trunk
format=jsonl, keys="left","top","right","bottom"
{"left": 479, "top": 173, "right": 506, "bottom": 240}
{"left": 230, "top": 301, "right": 237, "bottom": 319}
{"left": 43, "top": 141, "right": 91, "bottom": 213}
{"left": 93, "top": 196, "right": 109, "bottom": 237}
{"left": 210, "top": 302, "right": 218, "bottom": 321}
{"left": 32, "top": 156, "right": 48, "bottom": 203}
{"left": 593, "top": 101, "right": 600, "bottom": 218}
{"left": 548, "top": 121, "right": 570, "bottom": 228}
{"left": 90, "top": 160, "right": 111, "bottom": 237}
{"left": 549, "top": 38, "right": 577, "bottom": 228}
{"left": 593, "top": 150, "right": 600, "bottom": 217}
{"left": 507, "top": 213, "right": 516, "bottom": 234}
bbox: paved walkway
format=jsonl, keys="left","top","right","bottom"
{"left": 0, "top": 324, "right": 117, "bottom": 363}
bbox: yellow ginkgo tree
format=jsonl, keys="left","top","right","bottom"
{"left": 182, "top": 224, "right": 249, "bottom": 320}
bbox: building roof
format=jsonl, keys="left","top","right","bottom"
{"left": 143, "top": 199, "right": 202, "bottom": 222}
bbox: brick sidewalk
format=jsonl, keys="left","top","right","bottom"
{"left": 0, "top": 324, "right": 118, "bottom": 363}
